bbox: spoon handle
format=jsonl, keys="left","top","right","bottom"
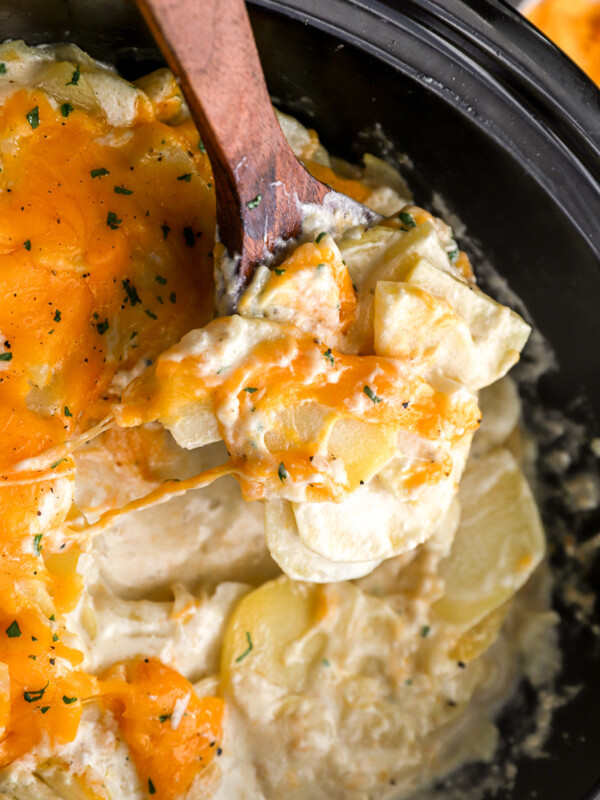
{"left": 136, "top": 0, "right": 326, "bottom": 279}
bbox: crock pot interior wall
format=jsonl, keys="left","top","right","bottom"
{"left": 1, "top": 1, "right": 600, "bottom": 799}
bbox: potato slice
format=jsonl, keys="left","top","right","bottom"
{"left": 405, "top": 258, "right": 531, "bottom": 389}
{"left": 221, "top": 576, "right": 322, "bottom": 692}
{"left": 238, "top": 237, "right": 355, "bottom": 343}
{"left": 449, "top": 602, "right": 511, "bottom": 664}
{"left": 326, "top": 417, "right": 398, "bottom": 491}
{"left": 471, "top": 377, "right": 521, "bottom": 458}
{"left": 433, "top": 448, "right": 545, "bottom": 629}
{"left": 161, "top": 398, "right": 219, "bottom": 451}
{"left": 340, "top": 222, "right": 453, "bottom": 351}
{"left": 114, "top": 316, "right": 286, "bottom": 448}
{"left": 34, "top": 762, "right": 105, "bottom": 800}
{"left": 35, "top": 61, "right": 100, "bottom": 114}
{"left": 264, "top": 498, "right": 381, "bottom": 582}
{"left": 374, "top": 280, "right": 477, "bottom": 385}
{"left": 293, "top": 478, "right": 437, "bottom": 563}
{"left": 5, "top": 781, "right": 58, "bottom": 800}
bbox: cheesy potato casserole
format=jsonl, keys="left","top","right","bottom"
{"left": 0, "top": 42, "right": 553, "bottom": 800}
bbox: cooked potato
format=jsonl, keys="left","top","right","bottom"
{"left": 374, "top": 280, "right": 477, "bottom": 385}
{"left": 221, "top": 576, "right": 323, "bottom": 693}
{"left": 449, "top": 603, "right": 511, "bottom": 664}
{"left": 264, "top": 498, "right": 381, "bottom": 582}
{"left": 405, "top": 259, "right": 531, "bottom": 389}
{"left": 292, "top": 478, "right": 440, "bottom": 563}
{"left": 434, "top": 448, "right": 545, "bottom": 629}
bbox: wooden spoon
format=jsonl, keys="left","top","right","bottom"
{"left": 135, "top": 0, "right": 379, "bottom": 307}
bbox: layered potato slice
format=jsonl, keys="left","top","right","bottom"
{"left": 433, "top": 447, "right": 545, "bottom": 629}
{"left": 264, "top": 499, "right": 382, "bottom": 582}
{"left": 374, "top": 259, "right": 531, "bottom": 390}
{"left": 221, "top": 576, "right": 323, "bottom": 694}
{"left": 114, "top": 312, "right": 479, "bottom": 505}
{"left": 238, "top": 235, "right": 356, "bottom": 346}
{"left": 111, "top": 195, "right": 533, "bottom": 578}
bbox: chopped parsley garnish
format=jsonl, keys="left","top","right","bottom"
{"left": 448, "top": 247, "right": 459, "bottom": 262}
{"left": 322, "top": 658, "right": 330, "bottom": 667}
{"left": 246, "top": 194, "right": 262, "bottom": 209}
{"left": 96, "top": 319, "right": 109, "bottom": 335}
{"left": 235, "top": 631, "right": 253, "bottom": 663}
{"left": 64, "top": 406, "right": 72, "bottom": 417}
{"left": 33, "top": 534, "right": 43, "bottom": 555}
{"left": 273, "top": 268, "right": 285, "bottom": 276}
{"left": 40, "top": 706, "right": 50, "bottom": 714}
{"left": 244, "top": 387, "right": 258, "bottom": 393}
{"left": 158, "top": 713, "right": 171, "bottom": 723}
{"left": 53, "top": 309, "right": 61, "bottom": 323}
{"left": 363, "top": 385, "right": 382, "bottom": 403}
{"left": 145, "top": 309, "right": 158, "bottom": 320}
{"left": 169, "top": 292, "right": 176, "bottom": 304}
{"left": 278, "top": 462, "right": 288, "bottom": 482}
{"left": 183, "top": 226, "right": 195, "bottom": 247}
{"left": 26, "top": 106, "right": 40, "bottom": 130}
{"left": 398, "top": 211, "right": 417, "bottom": 229}
{"left": 323, "top": 348, "right": 334, "bottom": 366}
{"left": 6, "top": 620, "right": 21, "bottom": 638}
{"left": 66, "top": 64, "right": 81, "bottom": 86}
{"left": 155, "top": 274, "right": 167, "bottom": 285}
{"left": 160, "top": 224, "right": 170, "bottom": 241}
{"left": 91, "top": 167, "right": 110, "bottom": 179}
{"left": 52, "top": 633, "right": 59, "bottom": 642}
{"left": 107, "top": 211, "right": 122, "bottom": 230}
{"left": 177, "top": 173, "right": 192, "bottom": 182}
{"left": 198, "top": 139, "right": 206, "bottom": 153}
{"left": 49, "top": 615, "right": 55, "bottom": 621}
{"left": 216, "top": 366, "right": 230, "bottom": 375}
{"left": 0, "top": 352, "right": 12, "bottom": 362}
{"left": 62, "top": 695, "right": 77, "bottom": 704}
{"left": 148, "top": 778, "right": 156, "bottom": 795}
{"left": 315, "top": 231, "right": 327, "bottom": 243}
{"left": 405, "top": 678, "right": 413, "bottom": 686}
{"left": 114, "top": 185, "right": 133, "bottom": 195}
{"left": 421, "top": 625, "right": 431, "bottom": 638}
{"left": 24, "top": 681, "right": 48, "bottom": 703}
{"left": 61, "top": 102, "right": 74, "bottom": 118}
{"left": 23, "top": 239, "right": 31, "bottom": 251}
{"left": 122, "top": 279, "right": 141, "bottom": 306}
{"left": 0, "top": 63, "right": 6, "bottom": 75}
{"left": 51, "top": 457, "right": 67, "bottom": 469}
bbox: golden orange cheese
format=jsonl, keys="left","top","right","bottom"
{"left": 101, "top": 659, "right": 224, "bottom": 800}
{"left": 0, "top": 81, "right": 223, "bottom": 788}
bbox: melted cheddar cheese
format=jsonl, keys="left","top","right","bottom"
{"left": 0, "top": 42, "right": 222, "bottom": 791}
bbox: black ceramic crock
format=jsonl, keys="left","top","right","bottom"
{"left": 1, "top": 1, "right": 599, "bottom": 798}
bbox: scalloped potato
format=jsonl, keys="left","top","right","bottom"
{"left": 0, "top": 41, "right": 553, "bottom": 800}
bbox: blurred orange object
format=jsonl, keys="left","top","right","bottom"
{"left": 526, "top": 0, "right": 600, "bottom": 85}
